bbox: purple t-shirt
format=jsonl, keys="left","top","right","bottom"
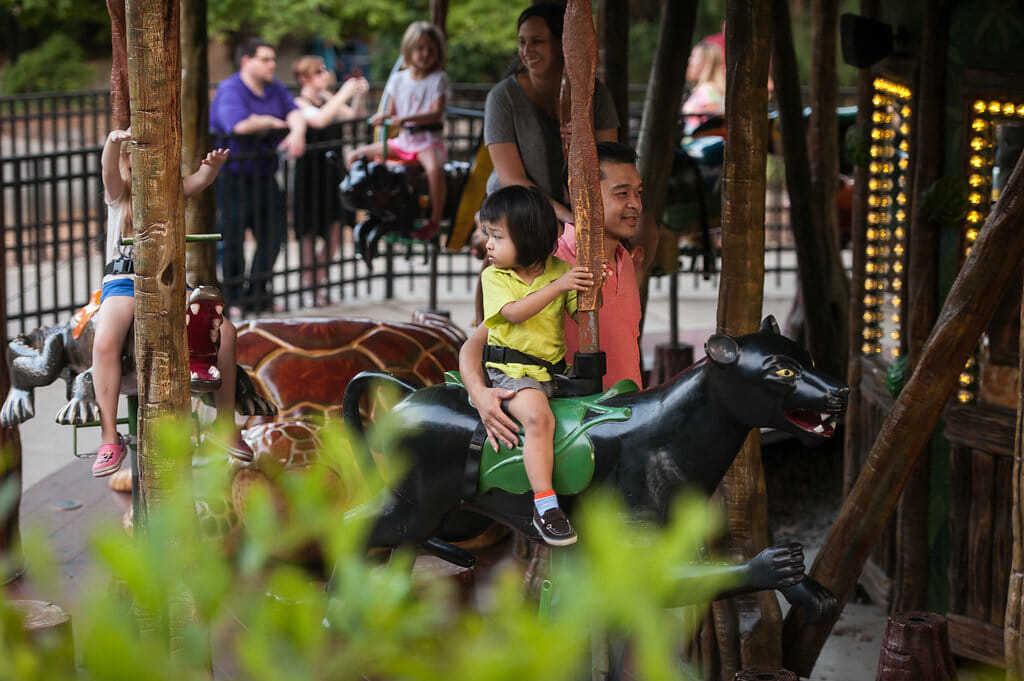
{"left": 210, "top": 73, "right": 298, "bottom": 176}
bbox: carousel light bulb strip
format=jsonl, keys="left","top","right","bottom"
{"left": 957, "top": 97, "right": 1024, "bottom": 402}
{"left": 863, "top": 78, "right": 912, "bottom": 359}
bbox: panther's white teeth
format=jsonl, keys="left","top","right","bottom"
{"left": 821, "top": 412, "right": 831, "bottom": 422}
{"left": 814, "top": 424, "right": 826, "bottom": 434}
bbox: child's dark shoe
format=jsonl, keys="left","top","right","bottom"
{"left": 186, "top": 286, "right": 225, "bottom": 392}
{"left": 532, "top": 507, "right": 578, "bottom": 546}
{"left": 93, "top": 434, "right": 127, "bottom": 477}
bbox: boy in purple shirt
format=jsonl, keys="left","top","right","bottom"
{"left": 210, "top": 37, "right": 306, "bottom": 314}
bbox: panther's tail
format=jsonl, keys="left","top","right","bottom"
{"left": 341, "top": 370, "right": 421, "bottom": 477}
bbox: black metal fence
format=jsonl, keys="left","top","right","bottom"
{"left": 1, "top": 85, "right": 802, "bottom": 338}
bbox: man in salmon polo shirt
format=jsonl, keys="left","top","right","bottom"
{"left": 460, "top": 141, "right": 645, "bottom": 450}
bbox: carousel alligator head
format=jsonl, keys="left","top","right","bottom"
{"left": 1, "top": 286, "right": 276, "bottom": 428}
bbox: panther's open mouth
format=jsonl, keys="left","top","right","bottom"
{"left": 785, "top": 409, "right": 838, "bottom": 437}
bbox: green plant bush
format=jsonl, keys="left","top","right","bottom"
{"left": 1, "top": 34, "right": 94, "bottom": 95}
{"left": 1, "top": 419, "right": 733, "bottom": 681}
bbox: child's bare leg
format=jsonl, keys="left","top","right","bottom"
{"left": 92, "top": 295, "right": 135, "bottom": 446}
{"left": 505, "top": 388, "right": 555, "bottom": 492}
{"left": 506, "top": 387, "right": 576, "bottom": 545}
{"left": 417, "top": 149, "right": 446, "bottom": 226}
{"left": 300, "top": 232, "right": 316, "bottom": 294}
{"left": 346, "top": 142, "right": 383, "bottom": 169}
{"left": 213, "top": 320, "right": 237, "bottom": 431}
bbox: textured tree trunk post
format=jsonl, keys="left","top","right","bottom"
{"left": 798, "top": 0, "right": 850, "bottom": 381}
{"left": 733, "top": 668, "right": 797, "bottom": 681}
{"left": 0, "top": 228, "right": 23, "bottom": 584}
{"left": 1007, "top": 270, "right": 1024, "bottom": 678}
{"left": 596, "top": 0, "right": 629, "bottom": 144}
{"left": 782, "top": 152, "right": 1024, "bottom": 677}
{"left": 843, "top": 0, "right": 878, "bottom": 501}
{"left": 770, "top": 0, "right": 846, "bottom": 383}
{"left": 716, "top": 1, "right": 779, "bottom": 676}
{"left": 10, "top": 600, "right": 75, "bottom": 676}
{"left": 563, "top": 0, "right": 602, "bottom": 352}
{"left": 894, "top": 0, "right": 950, "bottom": 615}
{"left": 874, "top": 612, "right": 957, "bottom": 680}
{"left": 181, "top": 0, "right": 216, "bottom": 286}
{"left": 429, "top": 0, "right": 449, "bottom": 33}
{"left": 126, "top": 0, "right": 207, "bottom": 665}
{"left": 125, "top": 0, "right": 191, "bottom": 523}
{"left": 636, "top": 2, "right": 696, "bottom": 276}
{"left": 106, "top": 0, "right": 129, "bottom": 130}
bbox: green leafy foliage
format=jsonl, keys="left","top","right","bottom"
{"left": 1, "top": 34, "right": 94, "bottom": 94}
{"left": 1, "top": 415, "right": 736, "bottom": 680}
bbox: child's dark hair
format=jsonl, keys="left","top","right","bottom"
{"left": 479, "top": 185, "right": 559, "bottom": 269}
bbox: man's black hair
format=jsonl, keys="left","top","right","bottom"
{"left": 561, "top": 141, "right": 639, "bottom": 195}
{"left": 479, "top": 185, "right": 559, "bottom": 270}
{"left": 235, "top": 37, "right": 272, "bottom": 68}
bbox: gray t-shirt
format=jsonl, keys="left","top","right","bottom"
{"left": 483, "top": 75, "right": 619, "bottom": 199}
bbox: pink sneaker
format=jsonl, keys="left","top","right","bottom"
{"left": 93, "top": 434, "right": 127, "bottom": 477}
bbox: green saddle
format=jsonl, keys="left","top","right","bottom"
{"left": 444, "top": 372, "right": 636, "bottom": 495}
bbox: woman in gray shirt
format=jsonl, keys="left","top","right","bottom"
{"left": 484, "top": 3, "right": 619, "bottom": 225}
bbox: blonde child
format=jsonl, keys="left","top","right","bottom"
{"left": 92, "top": 129, "right": 246, "bottom": 477}
{"left": 477, "top": 185, "right": 593, "bottom": 546}
{"left": 345, "top": 21, "right": 450, "bottom": 241}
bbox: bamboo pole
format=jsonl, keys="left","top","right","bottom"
{"left": 562, "top": 0, "right": 602, "bottom": 352}
{"left": 782, "top": 151, "right": 1024, "bottom": 677}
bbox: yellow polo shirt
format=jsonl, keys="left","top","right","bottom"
{"left": 482, "top": 256, "right": 578, "bottom": 382}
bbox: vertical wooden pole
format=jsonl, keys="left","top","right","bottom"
{"left": 893, "top": 0, "right": 951, "bottom": 615}
{"left": 717, "top": 0, "right": 779, "bottom": 674}
{"left": 181, "top": 0, "right": 216, "bottom": 286}
{"left": 106, "top": 0, "right": 129, "bottom": 130}
{"left": 1007, "top": 270, "right": 1024, "bottom": 677}
{"left": 596, "top": 0, "right": 630, "bottom": 144}
{"left": 0, "top": 229, "right": 23, "bottom": 584}
{"left": 636, "top": 2, "right": 696, "bottom": 275}
{"left": 125, "top": 0, "right": 190, "bottom": 521}
{"left": 563, "top": 0, "right": 602, "bottom": 353}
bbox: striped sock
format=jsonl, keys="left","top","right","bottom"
{"left": 534, "top": 490, "right": 559, "bottom": 515}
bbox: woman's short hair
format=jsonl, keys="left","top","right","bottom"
{"left": 479, "top": 185, "right": 559, "bottom": 269}
{"left": 292, "top": 55, "right": 325, "bottom": 82}
{"left": 400, "top": 21, "right": 447, "bottom": 71}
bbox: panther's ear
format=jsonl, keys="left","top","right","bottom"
{"left": 705, "top": 334, "right": 739, "bottom": 366}
{"left": 759, "top": 316, "right": 780, "bottom": 335}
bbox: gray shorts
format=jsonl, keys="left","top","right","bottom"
{"left": 486, "top": 368, "right": 555, "bottom": 398}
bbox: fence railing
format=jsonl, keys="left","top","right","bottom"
{"left": 1, "top": 85, "right": 802, "bottom": 339}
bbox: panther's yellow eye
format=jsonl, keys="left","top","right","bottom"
{"left": 775, "top": 368, "right": 795, "bottom": 378}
